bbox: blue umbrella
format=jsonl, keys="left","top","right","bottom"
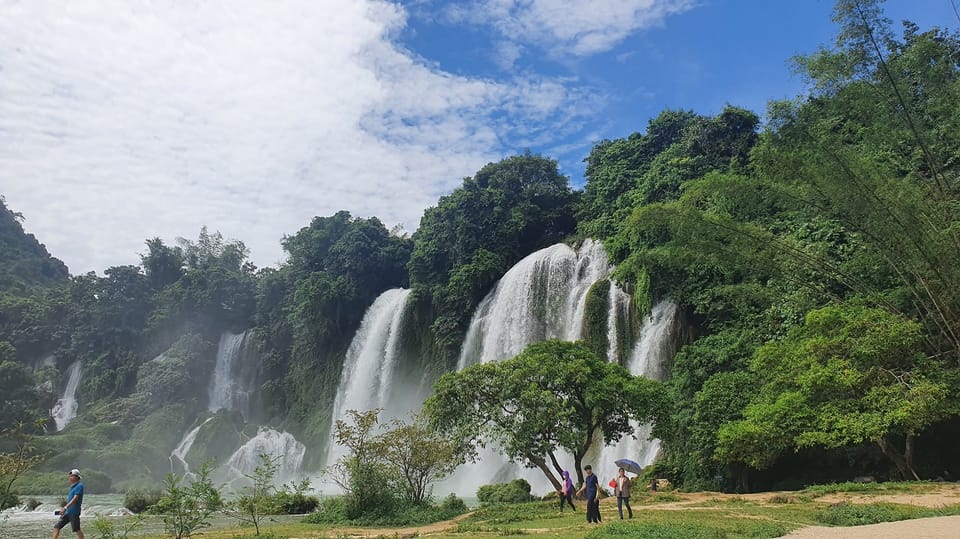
{"left": 614, "top": 458, "right": 643, "bottom": 475}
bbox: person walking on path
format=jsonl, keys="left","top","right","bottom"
{"left": 576, "top": 464, "right": 601, "bottom": 524}
{"left": 613, "top": 468, "right": 633, "bottom": 519}
{"left": 53, "top": 468, "right": 84, "bottom": 539}
{"left": 559, "top": 470, "right": 576, "bottom": 512}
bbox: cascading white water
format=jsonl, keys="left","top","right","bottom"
{"left": 169, "top": 417, "right": 214, "bottom": 478}
{"left": 51, "top": 360, "right": 82, "bottom": 432}
{"left": 208, "top": 330, "right": 257, "bottom": 419}
{"left": 596, "top": 301, "right": 680, "bottom": 483}
{"left": 457, "top": 239, "right": 610, "bottom": 368}
{"left": 223, "top": 428, "right": 306, "bottom": 486}
{"left": 446, "top": 241, "right": 614, "bottom": 495}
{"left": 325, "top": 288, "right": 412, "bottom": 468}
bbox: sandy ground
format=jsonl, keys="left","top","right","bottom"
{"left": 780, "top": 515, "right": 960, "bottom": 538}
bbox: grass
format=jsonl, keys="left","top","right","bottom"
{"left": 802, "top": 480, "right": 942, "bottom": 497}
{"left": 814, "top": 501, "right": 960, "bottom": 526}
{"left": 128, "top": 483, "right": 960, "bottom": 539}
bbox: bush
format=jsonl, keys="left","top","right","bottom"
{"left": 814, "top": 502, "right": 903, "bottom": 526}
{"left": 272, "top": 490, "right": 319, "bottom": 514}
{"left": 302, "top": 496, "right": 348, "bottom": 524}
{"left": 123, "top": 489, "right": 162, "bottom": 513}
{"left": 477, "top": 479, "right": 535, "bottom": 505}
{"left": 0, "top": 490, "right": 18, "bottom": 511}
{"left": 440, "top": 493, "right": 467, "bottom": 513}
{"left": 90, "top": 514, "right": 145, "bottom": 539}
{"left": 302, "top": 493, "right": 468, "bottom": 527}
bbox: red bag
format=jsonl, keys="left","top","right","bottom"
{"left": 609, "top": 479, "right": 617, "bottom": 488}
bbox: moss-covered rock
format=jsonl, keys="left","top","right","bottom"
{"left": 131, "top": 403, "right": 190, "bottom": 453}
{"left": 14, "top": 470, "right": 112, "bottom": 495}
{"left": 185, "top": 410, "right": 244, "bottom": 468}
{"left": 583, "top": 279, "right": 611, "bottom": 359}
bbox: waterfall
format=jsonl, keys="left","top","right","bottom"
{"left": 445, "top": 240, "right": 613, "bottom": 495}
{"left": 223, "top": 428, "right": 306, "bottom": 486}
{"left": 457, "top": 239, "right": 610, "bottom": 368}
{"left": 50, "top": 360, "right": 82, "bottom": 432}
{"left": 596, "top": 301, "right": 680, "bottom": 483}
{"left": 325, "top": 288, "right": 412, "bottom": 468}
{"left": 208, "top": 330, "right": 257, "bottom": 420}
{"left": 169, "top": 417, "right": 214, "bottom": 478}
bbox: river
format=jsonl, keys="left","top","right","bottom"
{"left": 0, "top": 494, "right": 250, "bottom": 539}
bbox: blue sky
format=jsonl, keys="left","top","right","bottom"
{"left": 401, "top": 0, "right": 956, "bottom": 183}
{"left": 0, "top": 0, "right": 954, "bottom": 272}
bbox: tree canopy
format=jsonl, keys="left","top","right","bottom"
{"left": 424, "top": 340, "right": 664, "bottom": 488}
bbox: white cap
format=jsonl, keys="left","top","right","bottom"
{"left": 69, "top": 469, "right": 81, "bottom": 477}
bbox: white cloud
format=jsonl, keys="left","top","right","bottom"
{"left": 443, "top": 0, "right": 696, "bottom": 60}
{"left": 0, "top": 0, "right": 601, "bottom": 273}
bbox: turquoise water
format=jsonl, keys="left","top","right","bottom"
{"left": 0, "top": 494, "right": 245, "bottom": 539}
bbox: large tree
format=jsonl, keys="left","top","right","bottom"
{"left": 716, "top": 304, "right": 960, "bottom": 481}
{"left": 424, "top": 340, "right": 663, "bottom": 489}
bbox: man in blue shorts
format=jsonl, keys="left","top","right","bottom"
{"left": 53, "top": 468, "right": 84, "bottom": 539}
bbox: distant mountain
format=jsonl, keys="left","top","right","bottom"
{"left": 0, "top": 196, "right": 69, "bottom": 293}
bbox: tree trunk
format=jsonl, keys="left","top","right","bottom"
{"left": 877, "top": 436, "right": 920, "bottom": 480}
{"left": 739, "top": 465, "right": 751, "bottom": 494}
{"left": 528, "top": 454, "right": 562, "bottom": 491}
{"left": 548, "top": 451, "right": 564, "bottom": 477}
{"left": 573, "top": 453, "right": 584, "bottom": 485}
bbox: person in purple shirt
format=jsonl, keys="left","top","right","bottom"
{"left": 558, "top": 469, "right": 576, "bottom": 512}
{"left": 53, "top": 468, "right": 84, "bottom": 539}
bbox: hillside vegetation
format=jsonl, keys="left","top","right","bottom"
{"left": 1, "top": 0, "right": 958, "bottom": 496}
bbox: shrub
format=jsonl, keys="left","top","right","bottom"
{"left": 90, "top": 514, "right": 144, "bottom": 539}
{"left": 302, "top": 496, "right": 348, "bottom": 524}
{"left": 123, "top": 489, "right": 162, "bottom": 513}
{"left": 0, "top": 490, "right": 17, "bottom": 511}
{"left": 302, "top": 493, "right": 468, "bottom": 527}
{"left": 154, "top": 465, "right": 223, "bottom": 539}
{"left": 272, "top": 490, "right": 319, "bottom": 514}
{"left": 272, "top": 478, "right": 319, "bottom": 514}
{"left": 477, "top": 479, "right": 535, "bottom": 505}
{"left": 815, "top": 502, "right": 902, "bottom": 526}
{"left": 440, "top": 493, "right": 467, "bottom": 513}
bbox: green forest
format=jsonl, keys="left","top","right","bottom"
{"left": 2, "top": 0, "right": 959, "bottom": 501}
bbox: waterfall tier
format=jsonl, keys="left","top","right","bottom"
{"left": 169, "top": 417, "right": 215, "bottom": 478}
{"left": 223, "top": 428, "right": 306, "bottom": 487}
{"left": 595, "top": 301, "right": 680, "bottom": 483}
{"left": 51, "top": 360, "right": 82, "bottom": 432}
{"left": 208, "top": 330, "right": 258, "bottom": 420}
{"left": 458, "top": 239, "right": 610, "bottom": 368}
{"left": 325, "top": 288, "right": 412, "bottom": 468}
{"left": 445, "top": 240, "right": 616, "bottom": 495}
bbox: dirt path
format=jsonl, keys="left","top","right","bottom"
{"left": 780, "top": 515, "right": 960, "bottom": 538}
{"left": 307, "top": 511, "right": 473, "bottom": 538}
